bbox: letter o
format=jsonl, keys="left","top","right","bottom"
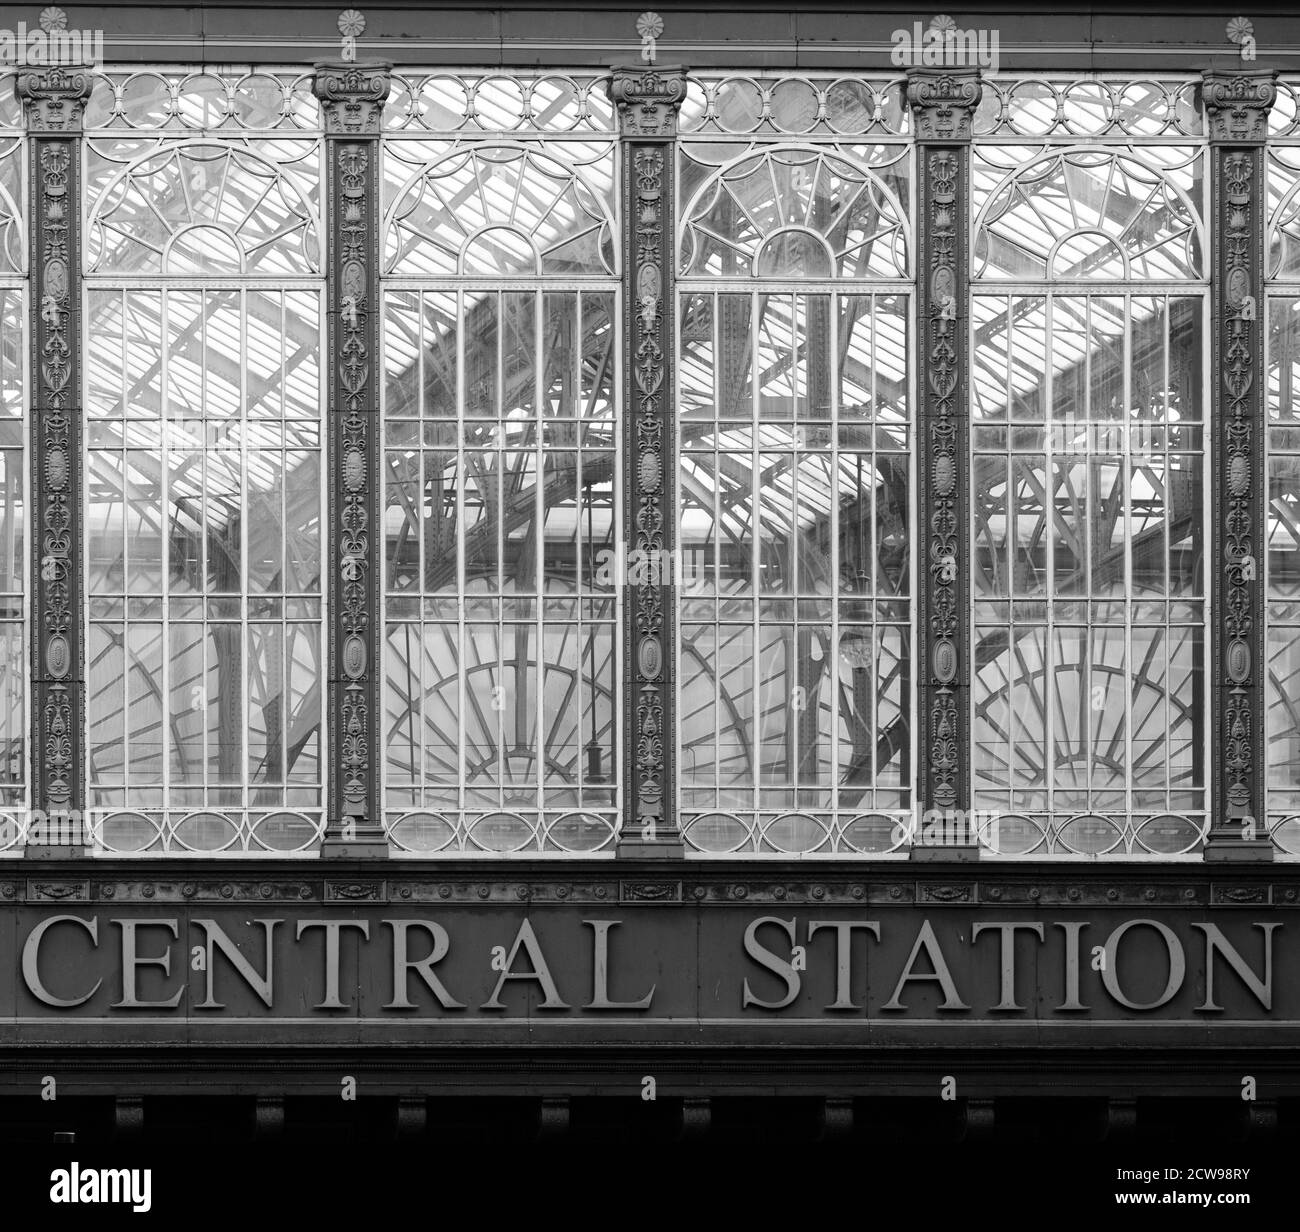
{"left": 1101, "top": 918, "right": 1185, "bottom": 1010}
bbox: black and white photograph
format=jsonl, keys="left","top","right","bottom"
{"left": 0, "top": 0, "right": 1296, "bottom": 1216}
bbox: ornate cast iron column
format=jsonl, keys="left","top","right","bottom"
{"left": 314, "top": 63, "right": 392, "bottom": 858}
{"left": 609, "top": 66, "right": 687, "bottom": 858}
{"left": 907, "top": 70, "right": 981, "bottom": 861}
{"left": 1204, "top": 71, "right": 1276, "bottom": 862}
{"left": 19, "top": 69, "right": 90, "bottom": 854}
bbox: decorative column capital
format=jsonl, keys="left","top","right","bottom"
{"left": 1202, "top": 70, "right": 1277, "bottom": 143}
{"left": 15, "top": 67, "right": 90, "bottom": 133}
{"left": 313, "top": 61, "right": 392, "bottom": 136}
{"left": 608, "top": 65, "right": 687, "bottom": 138}
{"left": 905, "top": 69, "right": 982, "bottom": 142}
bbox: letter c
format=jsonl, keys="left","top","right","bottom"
{"left": 22, "top": 915, "right": 102, "bottom": 1007}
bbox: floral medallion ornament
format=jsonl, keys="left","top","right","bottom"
{"left": 1227, "top": 17, "right": 1257, "bottom": 62}
{"left": 39, "top": 7, "right": 67, "bottom": 32}
{"left": 338, "top": 8, "right": 365, "bottom": 62}
{"left": 637, "top": 12, "right": 663, "bottom": 63}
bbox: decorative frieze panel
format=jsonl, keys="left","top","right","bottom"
{"left": 315, "top": 63, "right": 391, "bottom": 857}
{"left": 1204, "top": 70, "right": 1276, "bottom": 861}
{"left": 610, "top": 67, "right": 686, "bottom": 858}
{"left": 908, "top": 70, "right": 980, "bottom": 859}
{"left": 19, "top": 68, "right": 89, "bottom": 849}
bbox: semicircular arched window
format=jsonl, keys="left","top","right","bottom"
{"left": 974, "top": 145, "right": 1204, "bottom": 281}
{"left": 86, "top": 140, "right": 320, "bottom": 276}
{"left": 384, "top": 144, "right": 616, "bottom": 277}
{"left": 679, "top": 145, "right": 909, "bottom": 279}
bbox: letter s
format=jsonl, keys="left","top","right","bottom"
{"left": 742, "top": 917, "right": 801, "bottom": 1010}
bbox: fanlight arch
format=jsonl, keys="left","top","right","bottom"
{"left": 0, "top": 146, "right": 22, "bottom": 274}
{"left": 86, "top": 140, "right": 321, "bottom": 276}
{"left": 974, "top": 146, "right": 1204, "bottom": 282}
{"left": 384, "top": 144, "right": 617, "bottom": 276}
{"left": 1269, "top": 171, "right": 1300, "bottom": 280}
{"left": 679, "top": 144, "right": 909, "bottom": 279}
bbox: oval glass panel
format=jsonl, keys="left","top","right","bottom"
{"left": 177, "top": 74, "right": 229, "bottom": 128}
{"left": 232, "top": 74, "right": 287, "bottom": 128}
{"left": 1134, "top": 813, "right": 1204, "bottom": 855}
{"left": 1005, "top": 80, "right": 1057, "bottom": 137}
{"left": 100, "top": 811, "right": 163, "bottom": 853}
{"left": 1271, "top": 816, "right": 1300, "bottom": 856}
{"left": 762, "top": 813, "right": 829, "bottom": 854}
{"left": 251, "top": 811, "right": 320, "bottom": 852}
{"left": 548, "top": 812, "right": 615, "bottom": 852}
{"left": 683, "top": 812, "right": 750, "bottom": 853}
{"left": 1056, "top": 813, "right": 1124, "bottom": 855}
{"left": 530, "top": 77, "right": 581, "bottom": 130}
{"left": 119, "top": 74, "right": 173, "bottom": 128}
{"left": 1062, "top": 81, "right": 1115, "bottom": 135}
{"left": 980, "top": 813, "right": 1046, "bottom": 856}
{"left": 84, "top": 76, "right": 119, "bottom": 128}
{"left": 679, "top": 79, "right": 710, "bottom": 131}
{"left": 390, "top": 811, "right": 455, "bottom": 853}
{"left": 0, "top": 813, "right": 20, "bottom": 850}
{"left": 1116, "top": 81, "right": 1169, "bottom": 136}
{"left": 472, "top": 77, "right": 526, "bottom": 129}
{"left": 468, "top": 812, "right": 535, "bottom": 853}
{"left": 714, "top": 78, "right": 763, "bottom": 132}
{"left": 173, "top": 811, "right": 240, "bottom": 852}
{"left": 841, "top": 813, "right": 902, "bottom": 854}
{"left": 384, "top": 76, "right": 417, "bottom": 128}
{"left": 770, "top": 80, "right": 819, "bottom": 133}
{"left": 826, "top": 79, "right": 874, "bottom": 134}
{"left": 419, "top": 76, "right": 470, "bottom": 130}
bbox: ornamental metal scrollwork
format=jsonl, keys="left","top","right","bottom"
{"left": 610, "top": 66, "right": 686, "bottom": 854}
{"left": 314, "top": 63, "right": 391, "bottom": 853}
{"left": 20, "top": 69, "right": 90, "bottom": 839}
{"left": 1203, "top": 71, "right": 1275, "bottom": 857}
{"left": 908, "top": 69, "right": 980, "bottom": 851}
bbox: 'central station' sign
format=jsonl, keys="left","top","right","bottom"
{"left": 0, "top": 904, "right": 1292, "bottom": 1039}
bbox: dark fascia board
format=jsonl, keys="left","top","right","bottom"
{"left": 27, "top": 4, "right": 1300, "bottom": 72}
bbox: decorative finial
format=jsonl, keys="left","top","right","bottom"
{"left": 338, "top": 9, "right": 366, "bottom": 63}
{"left": 1227, "top": 17, "right": 1257, "bottom": 62}
{"left": 636, "top": 12, "right": 663, "bottom": 64}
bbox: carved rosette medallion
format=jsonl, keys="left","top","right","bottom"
{"left": 314, "top": 64, "right": 392, "bottom": 851}
{"left": 1204, "top": 71, "right": 1275, "bottom": 855}
{"left": 610, "top": 67, "right": 686, "bottom": 852}
{"left": 18, "top": 69, "right": 90, "bottom": 840}
{"left": 907, "top": 70, "right": 981, "bottom": 845}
